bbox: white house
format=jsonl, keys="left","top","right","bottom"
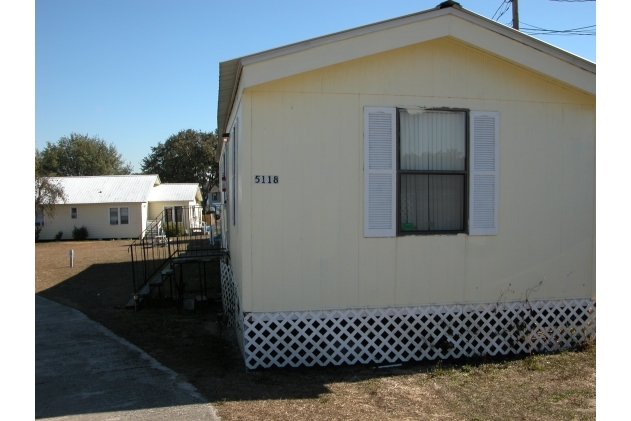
{"left": 37, "top": 175, "right": 203, "bottom": 240}
{"left": 216, "top": 4, "right": 596, "bottom": 369}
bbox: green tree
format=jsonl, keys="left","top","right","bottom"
{"left": 140, "top": 129, "right": 219, "bottom": 209}
{"left": 37, "top": 133, "right": 133, "bottom": 176}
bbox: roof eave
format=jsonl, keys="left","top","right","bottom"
{"left": 216, "top": 5, "right": 595, "bottom": 135}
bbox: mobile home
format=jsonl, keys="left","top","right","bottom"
{"left": 217, "top": 4, "right": 596, "bottom": 368}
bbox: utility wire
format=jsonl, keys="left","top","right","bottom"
{"left": 520, "top": 21, "right": 595, "bottom": 36}
{"left": 492, "top": 0, "right": 511, "bottom": 21}
{"left": 497, "top": 2, "right": 512, "bottom": 22}
{"left": 492, "top": 0, "right": 594, "bottom": 36}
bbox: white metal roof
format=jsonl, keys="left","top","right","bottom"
{"left": 217, "top": 4, "right": 596, "bottom": 134}
{"left": 147, "top": 183, "right": 202, "bottom": 203}
{"left": 49, "top": 175, "right": 160, "bottom": 204}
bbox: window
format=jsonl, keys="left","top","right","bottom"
{"left": 364, "top": 107, "right": 499, "bottom": 237}
{"left": 71, "top": 207, "right": 78, "bottom": 219}
{"left": 232, "top": 120, "right": 238, "bottom": 227}
{"left": 110, "top": 207, "right": 130, "bottom": 225}
{"left": 120, "top": 207, "right": 129, "bottom": 224}
{"left": 35, "top": 211, "right": 44, "bottom": 227}
{"left": 164, "top": 206, "right": 183, "bottom": 223}
{"left": 399, "top": 109, "right": 467, "bottom": 233}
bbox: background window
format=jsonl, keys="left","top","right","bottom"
{"left": 164, "top": 206, "right": 183, "bottom": 223}
{"left": 120, "top": 207, "right": 129, "bottom": 224}
{"left": 110, "top": 207, "right": 130, "bottom": 225}
{"left": 36, "top": 211, "right": 45, "bottom": 227}
{"left": 71, "top": 207, "right": 78, "bottom": 219}
{"left": 110, "top": 208, "right": 119, "bottom": 225}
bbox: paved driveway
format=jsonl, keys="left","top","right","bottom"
{"left": 36, "top": 295, "right": 220, "bottom": 420}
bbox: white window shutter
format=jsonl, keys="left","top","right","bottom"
{"left": 469, "top": 111, "right": 499, "bottom": 235}
{"left": 364, "top": 107, "right": 397, "bottom": 237}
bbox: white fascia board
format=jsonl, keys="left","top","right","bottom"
{"left": 223, "top": 61, "right": 243, "bottom": 128}
{"left": 241, "top": 13, "right": 450, "bottom": 89}
{"left": 448, "top": 14, "right": 595, "bottom": 95}
{"left": 239, "top": 7, "right": 453, "bottom": 67}
{"left": 237, "top": 8, "right": 594, "bottom": 95}
{"left": 451, "top": 8, "right": 594, "bottom": 73}
{"left": 225, "top": 78, "right": 243, "bottom": 135}
{"left": 219, "top": 82, "right": 243, "bottom": 163}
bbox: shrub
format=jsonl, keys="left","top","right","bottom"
{"left": 72, "top": 225, "right": 89, "bottom": 240}
{"left": 54, "top": 231, "right": 63, "bottom": 241}
{"left": 164, "top": 222, "right": 185, "bottom": 237}
{"left": 35, "top": 227, "right": 42, "bottom": 242}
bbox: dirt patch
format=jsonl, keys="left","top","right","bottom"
{"left": 36, "top": 240, "right": 596, "bottom": 421}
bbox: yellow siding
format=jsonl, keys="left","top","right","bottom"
{"left": 147, "top": 201, "right": 197, "bottom": 221}
{"left": 240, "top": 15, "right": 593, "bottom": 96}
{"left": 225, "top": 104, "right": 250, "bottom": 310}
{"left": 38, "top": 203, "right": 144, "bottom": 240}
{"left": 233, "top": 37, "right": 595, "bottom": 312}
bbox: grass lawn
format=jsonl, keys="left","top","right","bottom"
{"left": 36, "top": 240, "right": 595, "bottom": 421}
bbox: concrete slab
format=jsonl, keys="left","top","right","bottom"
{"left": 35, "top": 295, "right": 220, "bottom": 420}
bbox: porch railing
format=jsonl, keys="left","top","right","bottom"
{"left": 128, "top": 205, "right": 224, "bottom": 293}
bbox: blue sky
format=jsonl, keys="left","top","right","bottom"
{"left": 34, "top": 0, "right": 596, "bottom": 171}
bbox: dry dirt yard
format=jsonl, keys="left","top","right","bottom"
{"left": 36, "top": 240, "right": 595, "bottom": 421}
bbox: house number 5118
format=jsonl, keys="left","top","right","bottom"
{"left": 254, "top": 175, "right": 279, "bottom": 184}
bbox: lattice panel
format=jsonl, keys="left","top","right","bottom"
{"left": 220, "top": 258, "right": 244, "bottom": 353}
{"left": 238, "top": 299, "right": 595, "bottom": 369}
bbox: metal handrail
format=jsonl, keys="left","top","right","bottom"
{"left": 128, "top": 205, "right": 224, "bottom": 293}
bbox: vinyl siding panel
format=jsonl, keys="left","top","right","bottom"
{"left": 224, "top": 103, "right": 249, "bottom": 312}
{"left": 237, "top": 37, "right": 595, "bottom": 313}
{"left": 38, "top": 203, "right": 144, "bottom": 240}
{"left": 147, "top": 201, "right": 197, "bottom": 221}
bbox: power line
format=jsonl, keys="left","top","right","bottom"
{"left": 492, "top": 0, "right": 594, "bottom": 36}
{"left": 520, "top": 22, "right": 595, "bottom": 36}
{"left": 492, "top": 0, "right": 510, "bottom": 21}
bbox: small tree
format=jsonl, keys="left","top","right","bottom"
{"left": 35, "top": 175, "right": 66, "bottom": 220}
{"left": 35, "top": 151, "right": 67, "bottom": 241}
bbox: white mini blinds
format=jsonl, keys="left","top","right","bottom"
{"left": 363, "top": 107, "right": 499, "bottom": 237}
{"left": 399, "top": 110, "right": 467, "bottom": 233}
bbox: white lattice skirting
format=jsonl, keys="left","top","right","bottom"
{"left": 220, "top": 259, "right": 595, "bottom": 369}
{"left": 220, "top": 258, "right": 245, "bottom": 355}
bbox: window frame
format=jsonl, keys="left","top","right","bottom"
{"left": 109, "top": 207, "right": 130, "bottom": 225}
{"left": 120, "top": 207, "right": 129, "bottom": 225}
{"left": 163, "top": 206, "right": 183, "bottom": 223}
{"left": 71, "top": 207, "right": 78, "bottom": 219}
{"left": 109, "top": 207, "right": 119, "bottom": 225}
{"left": 395, "top": 107, "right": 470, "bottom": 236}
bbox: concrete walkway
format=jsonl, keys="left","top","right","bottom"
{"left": 36, "top": 295, "right": 220, "bottom": 420}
